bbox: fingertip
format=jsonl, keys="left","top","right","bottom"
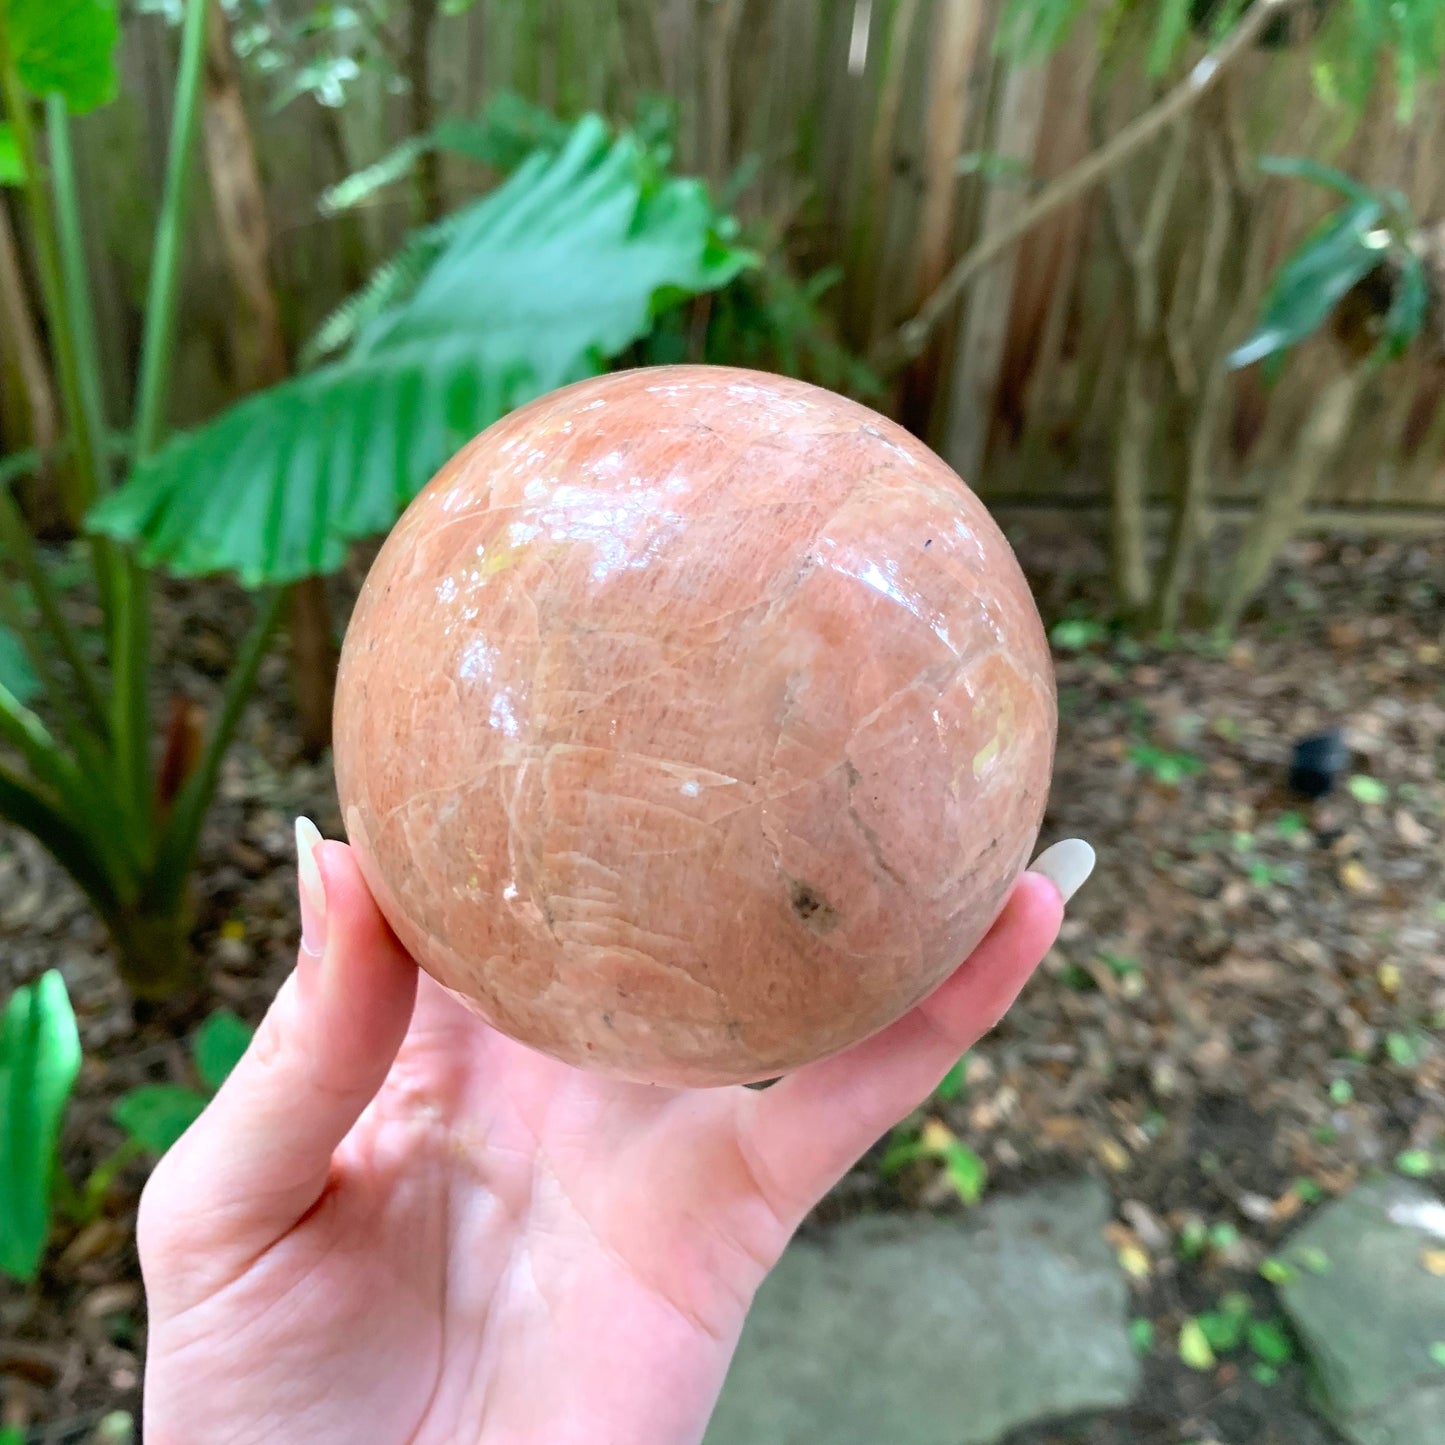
{"left": 1011, "top": 866, "right": 1067, "bottom": 943}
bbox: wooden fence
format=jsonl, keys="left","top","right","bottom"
{"left": 4, "top": 0, "right": 1444, "bottom": 516}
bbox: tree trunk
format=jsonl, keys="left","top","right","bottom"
{"left": 1218, "top": 366, "right": 1368, "bottom": 632}
{"left": 202, "top": 0, "right": 335, "bottom": 756}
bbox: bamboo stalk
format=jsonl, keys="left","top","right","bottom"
{"left": 941, "top": 56, "right": 1049, "bottom": 484}
{"left": 1218, "top": 366, "right": 1370, "bottom": 631}
{"left": 875, "top": 0, "right": 1301, "bottom": 373}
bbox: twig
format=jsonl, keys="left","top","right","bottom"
{"left": 872, "top": 0, "right": 1300, "bottom": 372}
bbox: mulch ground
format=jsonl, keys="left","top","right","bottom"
{"left": 2, "top": 531, "right": 1442, "bottom": 1445}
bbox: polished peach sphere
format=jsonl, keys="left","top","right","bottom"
{"left": 333, "top": 366, "right": 1055, "bottom": 1086}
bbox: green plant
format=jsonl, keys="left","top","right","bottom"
{"left": 2, "top": 34, "right": 747, "bottom": 994}
{"left": 1002, "top": 0, "right": 1445, "bottom": 113}
{"left": 0, "top": 0, "right": 277, "bottom": 996}
{"left": 1128, "top": 743, "right": 1206, "bottom": 787}
{"left": 0, "top": 967, "right": 253, "bottom": 1284}
{"left": 0, "top": 971, "right": 80, "bottom": 1281}
{"left": 1228, "top": 160, "right": 1429, "bottom": 374}
{"left": 113, "top": 1008, "right": 252, "bottom": 1155}
{"left": 879, "top": 1118, "right": 988, "bottom": 1205}
{"left": 90, "top": 112, "right": 752, "bottom": 585}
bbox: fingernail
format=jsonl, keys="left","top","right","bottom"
{"left": 1030, "top": 838, "right": 1096, "bottom": 904}
{"left": 296, "top": 816, "right": 328, "bottom": 958}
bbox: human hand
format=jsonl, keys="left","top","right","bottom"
{"left": 138, "top": 823, "right": 1087, "bottom": 1445}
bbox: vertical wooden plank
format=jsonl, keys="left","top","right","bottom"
{"left": 940, "top": 56, "right": 1049, "bottom": 483}
{"left": 848, "top": 0, "right": 919, "bottom": 341}
{"left": 912, "top": 0, "right": 990, "bottom": 307}
{"left": 995, "top": 29, "right": 1099, "bottom": 444}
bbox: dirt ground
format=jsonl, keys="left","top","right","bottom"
{"left": 2, "top": 530, "right": 1442, "bottom": 1443}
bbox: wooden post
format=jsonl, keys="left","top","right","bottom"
{"left": 940, "top": 57, "right": 1049, "bottom": 485}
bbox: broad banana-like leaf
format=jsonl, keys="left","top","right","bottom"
{"left": 90, "top": 116, "right": 752, "bottom": 585}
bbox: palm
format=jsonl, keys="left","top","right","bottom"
{"left": 140, "top": 842, "right": 1066, "bottom": 1445}
{"left": 150, "top": 978, "right": 784, "bottom": 1445}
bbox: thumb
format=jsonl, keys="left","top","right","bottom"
{"left": 140, "top": 820, "right": 417, "bottom": 1272}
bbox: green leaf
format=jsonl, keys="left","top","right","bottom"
{"left": 1129, "top": 1317, "right": 1155, "bottom": 1354}
{"left": 1228, "top": 198, "right": 1391, "bottom": 371}
{"left": 0, "top": 971, "right": 81, "bottom": 1282}
{"left": 191, "top": 1009, "right": 252, "bottom": 1092}
{"left": 0, "top": 625, "right": 39, "bottom": 704}
{"left": 1329, "top": 1077, "right": 1354, "bottom": 1105}
{"left": 1146, "top": 0, "right": 1192, "bottom": 76}
{"left": 935, "top": 1056, "right": 969, "bottom": 1103}
{"left": 90, "top": 115, "right": 754, "bottom": 586}
{"left": 1296, "top": 1245, "right": 1332, "bottom": 1275}
{"left": 1260, "top": 1257, "right": 1298, "bottom": 1285}
{"left": 1386, "top": 1032, "right": 1423, "bottom": 1068}
{"left": 1347, "top": 774, "right": 1389, "bottom": 805}
{"left": 877, "top": 1132, "right": 928, "bottom": 1176}
{"left": 0, "top": 1427, "right": 24, "bottom": 1445}
{"left": 955, "top": 151, "right": 1034, "bottom": 185}
{"left": 1249, "top": 1318, "right": 1295, "bottom": 1364}
{"left": 1049, "top": 617, "right": 1109, "bottom": 651}
{"left": 1380, "top": 249, "right": 1429, "bottom": 360}
{"left": 1396, "top": 1149, "right": 1436, "bottom": 1178}
{"left": 0, "top": 121, "right": 22, "bottom": 184}
{"left": 4, "top": 0, "right": 120, "bottom": 114}
{"left": 111, "top": 1085, "right": 206, "bottom": 1156}
{"left": 1431, "top": 1341, "right": 1445, "bottom": 1369}
{"left": 1197, "top": 1309, "right": 1246, "bottom": 1353}
{"left": 1258, "top": 156, "right": 1381, "bottom": 206}
{"left": 1179, "top": 1317, "right": 1217, "bottom": 1371}
{"left": 996, "top": 0, "right": 1090, "bottom": 59}
{"left": 1252, "top": 1362, "right": 1280, "bottom": 1386}
{"left": 942, "top": 1141, "right": 987, "bottom": 1205}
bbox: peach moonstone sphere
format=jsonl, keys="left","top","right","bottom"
{"left": 334, "top": 365, "right": 1056, "bottom": 1087}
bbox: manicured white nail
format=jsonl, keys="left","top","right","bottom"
{"left": 295, "top": 816, "right": 328, "bottom": 957}
{"left": 1030, "top": 838, "right": 1096, "bottom": 904}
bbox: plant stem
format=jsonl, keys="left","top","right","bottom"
{"left": 0, "top": 196, "right": 62, "bottom": 531}
{"left": 1218, "top": 366, "right": 1369, "bottom": 632}
{"left": 149, "top": 588, "right": 284, "bottom": 911}
{"left": 46, "top": 98, "right": 122, "bottom": 623}
{"left": 873, "top": 0, "right": 1300, "bottom": 373}
{"left": 0, "top": 491, "right": 108, "bottom": 732}
{"left": 116, "top": 0, "right": 211, "bottom": 832}
{"left": 0, "top": 760, "right": 121, "bottom": 917}
{"left": 0, "top": 60, "right": 105, "bottom": 523}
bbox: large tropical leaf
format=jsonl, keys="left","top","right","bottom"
{"left": 2, "top": 0, "right": 120, "bottom": 114}
{"left": 1227, "top": 198, "right": 1391, "bottom": 371}
{"left": 90, "top": 116, "right": 753, "bottom": 585}
{"left": 0, "top": 971, "right": 81, "bottom": 1282}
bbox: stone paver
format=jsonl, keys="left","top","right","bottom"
{"left": 705, "top": 1179, "right": 1139, "bottom": 1445}
{"left": 1275, "top": 1177, "right": 1445, "bottom": 1445}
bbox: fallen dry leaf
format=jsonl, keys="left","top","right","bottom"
{"left": 1422, "top": 1249, "right": 1445, "bottom": 1277}
{"left": 1339, "top": 859, "right": 1380, "bottom": 896}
